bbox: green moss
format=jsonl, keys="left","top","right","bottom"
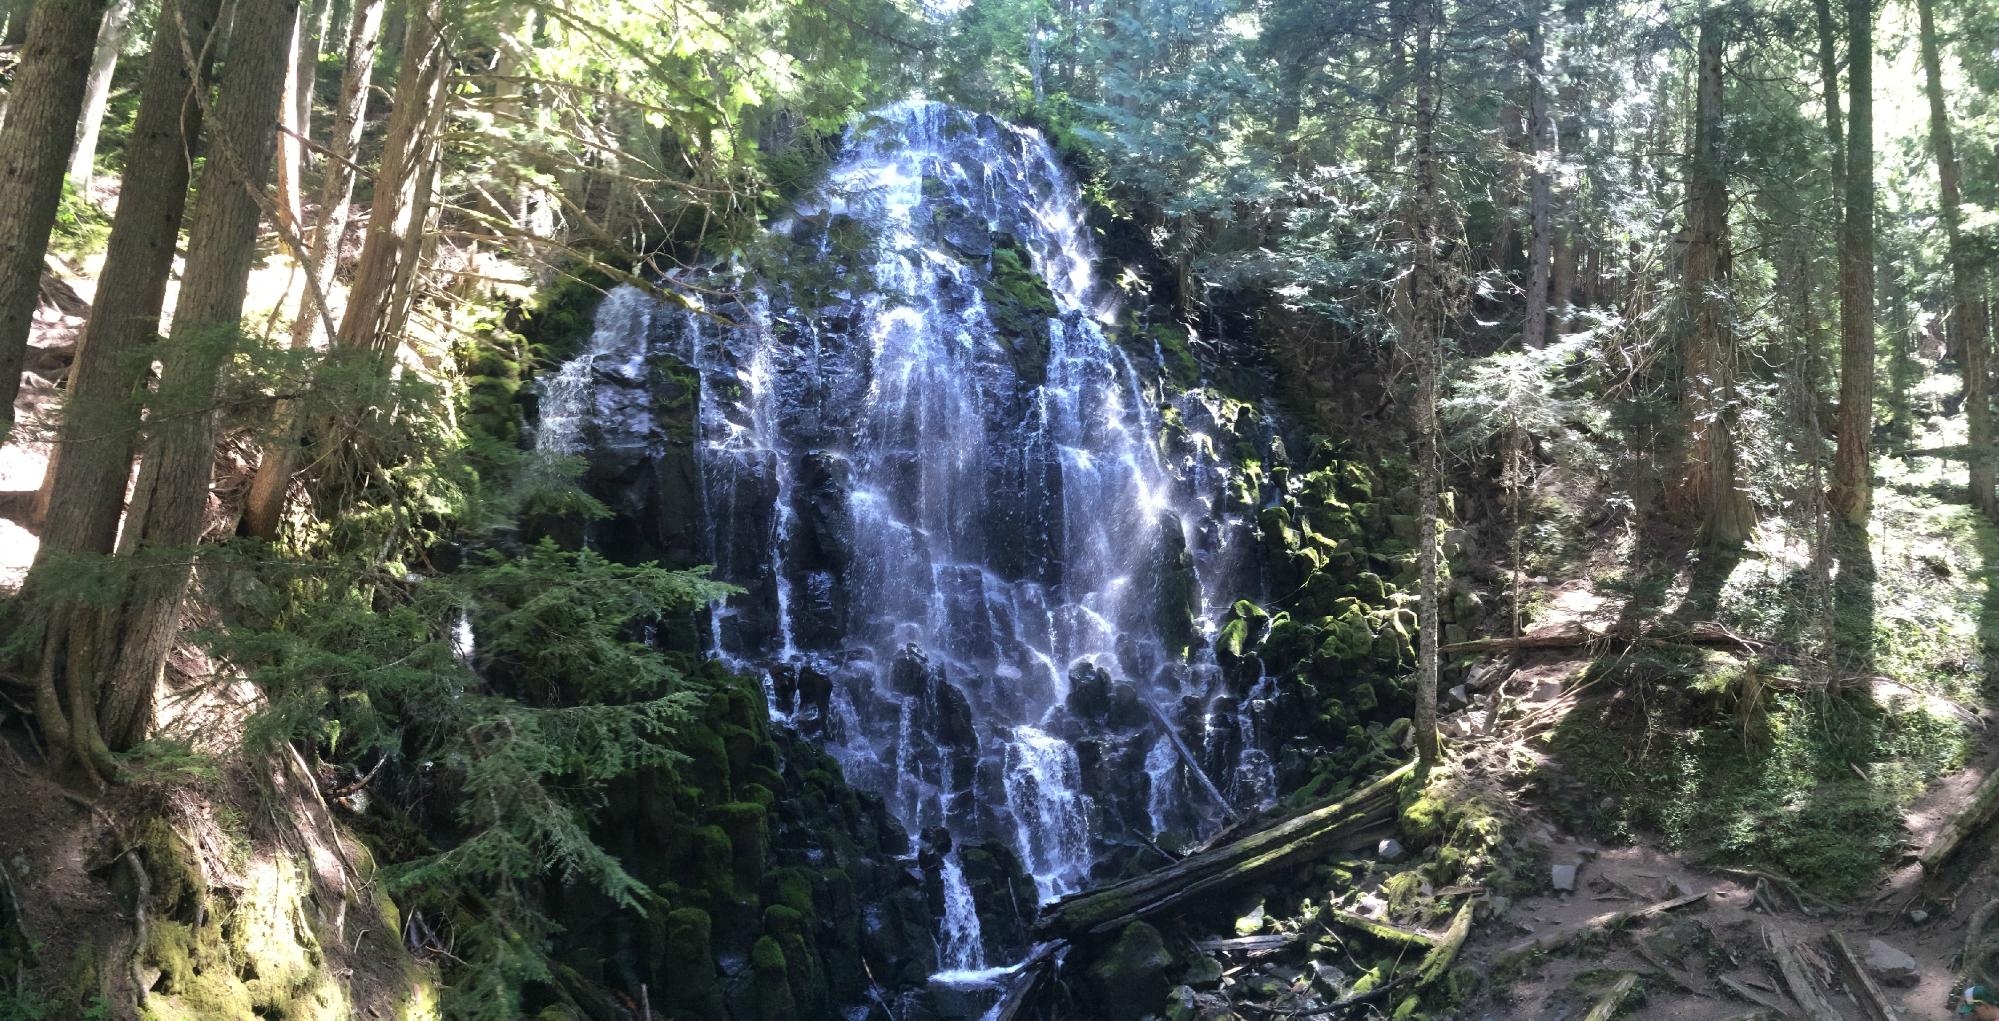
{"left": 750, "top": 936, "right": 795, "bottom": 1021}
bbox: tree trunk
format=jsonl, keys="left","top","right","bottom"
{"left": 1522, "top": 1, "right": 1553, "bottom": 349}
{"left": 1830, "top": 0, "right": 1875, "bottom": 526}
{"left": 1672, "top": 8, "right": 1753, "bottom": 546}
{"left": 66, "top": 0, "right": 137, "bottom": 191}
{"left": 274, "top": 8, "right": 308, "bottom": 235}
{"left": 26, "top": 0, "right": 225, "bottom": 778}
{"left": 243, "top": 0, "right": 386, "bottom": 539}
{"left": 1918, "top": 0, "right": 1992, "bottom": 517}
{"left": 0, "top": 0, "right": 111, "bottom": 433}
{"left": 1409, "top": 0, "right": 1444, "bottom": 768}
{"left": 86, "top": 0, "right": 297, "bottom": 761}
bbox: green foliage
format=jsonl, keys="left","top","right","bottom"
{"left": 48, "top": 180, "right": 112, "bottom": 259}
{"left": 212, "top": 533, "right": 734, "bottom": 1019}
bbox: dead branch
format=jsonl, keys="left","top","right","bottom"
{"left": 1441, "top": 620, "right": 1763, "bottom": 656}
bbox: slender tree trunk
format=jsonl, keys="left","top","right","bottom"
{"left": 1917, "top": 0, "right": 1992, "bottom": 516}
{"left": 1812, "top": 0, "right": 1845, "bottom": 196}
{"left": 335, "top": 0, "right": 445, "bottom": 359}
{"left": 1672, "top": 8, "right": 1753, "bottom": 546}
{"left": 1522, "top": 2, "right": 1553, "bottom": 349}
{"left": 1830, "top": 0, "right": 1875, "bottom": 526}
{"left": 66, "top": 0, "right": 137, "bottom": 191}
{"left": 243, "top": 0, "right": 385, "bottom": 539}
{"left": 0, "top": 0, "right": 112, "bottom": 434}
{"left": 274, "top": 8, "right": 308, "bottom": 234}
{"left": 88, "top": 0, "right": 298, "bottom": 757}
{"left": 1408, "top": 0, "right": 1444, "bottom": 769}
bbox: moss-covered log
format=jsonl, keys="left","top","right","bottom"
{"left": 1034, "top": 762, "right": 1412, "bottom": 942}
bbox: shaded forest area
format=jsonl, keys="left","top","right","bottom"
{"left": 0, "top": 0, "right": 1998, "bottom": 1017}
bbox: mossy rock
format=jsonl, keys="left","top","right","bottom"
{"left": 661, "top": 908, "right": 724, "bottom": 1017}
{"left": 750, "top": 935, "right": 796, "bottom": 1021}
{"left": 1081, "top": 921, "right": 1175, "bottom": 1021}
{"left": 711, "top": 802, "right": 770, "bottom": 891}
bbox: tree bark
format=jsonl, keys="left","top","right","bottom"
{"left": 66, "top": 0, "right": 138, "bottom": 191}
{"left": 1671, "top": 8, "right": 1753, "bottom": 546}
{"left": 242, "top": 0, "right": 386, "bottom": 539}
{"left": 1409, "top": 0, "right": 1444, "bottom": 767}
{"left": 1830, "top": 0, "right": 1875, "bottom": 526}
{"left": 1522, "top": 1, "right": 1553, "bottom": 350}
{"left": 0, "top": 0, "right": 112, "bottom": 433}
{"left": 1917, "top": 0, "right": 1992, "bottom": 517}
{"left": 88, "top": 0, "right": 298, "bottom": 759}
{"left": 26, "top": 0, "right": 224, "bottom": 777}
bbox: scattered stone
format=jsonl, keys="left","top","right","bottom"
{"left": 1308, "top": 960, "right": 1346, "bottom": 992}
{"left": 1910, "top": 909, "right": 1931, "bottom": 925}
{"left": 1377, "top": 838, "right": 1406, "bottom": 863}
{"left": 1577, "top": 847, "right": 1599, "bottom": 860}
{"left": 1665, "top": 877, "right": 1695, "bottom": 899}
{"left": 1164, "top": 984, "right": 1199, "bottom": 1021}
{"left": 1445, "top": 684, "right": 1471, "bottom": 710}
{"left": 1862, "top": 939, "right": 1920, "bottom": 987}
{"left": 1552, "top": 863, "right": 1580, "bottom": 893}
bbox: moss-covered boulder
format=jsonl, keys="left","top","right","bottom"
{"left": 1080, "top": 921, "right": 1176, "bottom": 1021}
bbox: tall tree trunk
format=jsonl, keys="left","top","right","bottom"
{"left": 92, "top": 0, "right": 297, "bottom": 759}
{"left": 1408, "top": 0, "right": 1444, "bottom": 769}
{"left": 1917, "top": 0, "right": 1992, "bottom": 516}
{"left": 1522, "top": 1, "right": 1553, "bottom": 349}
{"left": 0, "top": 0, "right": 111, "bottom": 434}
{"left": 1672, "top": 8, "right": 1753, "bottom": 546}
{"left": 1830, "top": 0, "right": 1875, "bottom": 526}
{"left": 66, "top": 0, "right": 137, "bottom": 191}
{"left": 285, "top": 0, "right": 446, "bottom": 519}
{"left": 25, "top": 0, "right": 227, "bottom": 778}
{"left": 1812, "top": 0, "right": 1844, "bottom": 196}
{"left": 243, "top": 0, "right": 385, "bottom": 539}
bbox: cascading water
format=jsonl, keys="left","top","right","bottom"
{"left": 538, "top": 101, "right": 1273, "bottom": 989}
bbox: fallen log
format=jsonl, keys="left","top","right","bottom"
{"left": 1035, "top": 762, "right": 1414, "bottom": 942}
{"left": 1441, "top": 620, "right": 1760, "bottom": 656}
{"left": 1762, "top": 924, "right": 1837, "bottom": 1019}
{"left": 986, "top": 941, "right": 1062, "bottom": 1021}
{"left": 1197, "top": 932, "right": 1304, "bottom": 957}
{"left": 1582, "top": 972, "right": 1640, "bottom": 1021}
{"left": 1919, "top": 767, "right": 1999, "bottom": 873}
{"left": 1323, "top": 908, "right": 1439, "bottom": 949}
{"left": 1415, "top": 900, "right": 1475, "bottom": 987}
{"left": 1494, "top": 892, "right": 1709, "bottom": 968}
{"left": 1826, "top": 932, "right": 1902, "bottom": 1021}
{"left": 1718, "top": 975, "right": 1797, "bottom": 1019}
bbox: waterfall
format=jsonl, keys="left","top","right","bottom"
{"left": 542, "top": 101, "right": 1268, "bottom": 975}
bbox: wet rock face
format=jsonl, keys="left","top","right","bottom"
{"left": 539, "top": 99, "right": 1276, "bottom": 977}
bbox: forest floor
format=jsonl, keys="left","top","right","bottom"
{"left": 1440, "top": 399, "right": 1999, "bottom": 1020}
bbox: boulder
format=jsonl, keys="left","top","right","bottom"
{"left": 1862, "top": 938, "right": 1919, "bottom": 987}
{"left": 1551, "top": 863, "right": 1579, "bottom": 893}
{"left": 1082, "top": 921, "right": 1175, "bottom": 1021}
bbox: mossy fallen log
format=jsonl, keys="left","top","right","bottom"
{"left": 1323, "top": 908, "right": 1439, "bottom": 950}
{"left": 1582, "top": 972, "right": 1640, "bottom": 1021}
{"left": 1918, "top": 766, "right": 1999, "bottom": 873}
{"left": 1415, "top": 899, "right": 1475, "bottom": 986}
{"left": 1034, "top": 761, "right": 1414, "bottom": 942}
